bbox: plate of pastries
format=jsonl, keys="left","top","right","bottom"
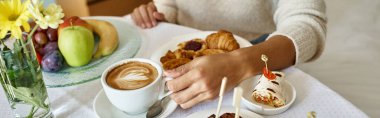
{"left": 151, "top": 30, "right": 252, "bottom": 70}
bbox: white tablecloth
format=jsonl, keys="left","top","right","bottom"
{"left": 0, "top": 16, "right": 368, "bottom": 118}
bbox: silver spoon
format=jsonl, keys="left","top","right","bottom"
{"left": 146, "top": 81, "right": 172, "bottom": 118}
{"left": 146, "top": 96, "right": 169, "bottom": 118}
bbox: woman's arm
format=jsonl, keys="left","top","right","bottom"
{"left": 232, "top": 35, "right": 296, "bottom": 78}
{"left": 271, "top": 0, "right": 327, "bottom": 63}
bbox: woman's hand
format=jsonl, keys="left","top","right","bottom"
{"left": 131, "top": 2, "right": 165, "bottom": 29}
{"left": 164, "top": 52, "right": 256, "bottom": 109}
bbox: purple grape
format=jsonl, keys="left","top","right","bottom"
{"left": 42, "top": 50, "right": 64, "bottom": 72}
{"left": 46, "top": 28, "right": 58, "bottom": 41}
{"left": 43, "top": 42, "right": 58, "bottom": 55}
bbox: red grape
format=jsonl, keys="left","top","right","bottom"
{"left": 36, "top": 27, "right": 47, "bottom": 33}
{"left": 46, "top": 28, "right": 58, "bottom": 41}
{"left": 34, "top": 32, "right": 48, "bottom": 45}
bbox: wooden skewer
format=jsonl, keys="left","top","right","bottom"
{"left": 232, "top": 87, "right": 243, "bottom": 118}
{"left": 215, "top": 77, "right": 228, "bottom": 117}
{"left": 261, "top": 54, "right": 269, "bottom": 72}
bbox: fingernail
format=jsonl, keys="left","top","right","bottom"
{"left": 147, "top": 23, "right": 152, "bottom": 28}
{"left": 141, "top": 24, "right": 146, "bottom": 28}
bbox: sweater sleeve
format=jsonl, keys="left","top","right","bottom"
{"left": 153, "top": 0, "right": 177, "bottom": 23}
{"left": 268, "top": 0, "right": 327, "bottom": 64}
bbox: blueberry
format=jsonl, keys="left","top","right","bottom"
{"left": 42, "top": 50, "right": 64, "bottom": 72}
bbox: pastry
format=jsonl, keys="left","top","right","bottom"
{"left": 174, "top": 49, "right": 196, "bottom": 59}
{"left": 178, "top": 38, "right": 207, "bottom": 52}
{"left": 194, "top": 49, "right": 227, "bottom": 58}
{"left": 160, "top": 30, "right": 241, "bottom": 70}
{"left": 251, "top": 54, "right": 286, "bottom": 108}
{"left": 160, "top": 51, "right": 176, "bottom": 64}
{"left": 208, "top": 113, "right": 242, "bottom": 118}
{"left": 251, "top": 71, "right": 285, "bottom": 108}
{"left": 163, "top": 58, "right": 191, "bottom": 70}
{"left": 205, "top": 30, "right": 240, "bottom": 51}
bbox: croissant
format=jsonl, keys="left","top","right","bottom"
{"left": 194, "top": 49, "right": 227, "bottom": 58}
{"left": 205, "top": 30, "right": 240, "bottom": 51}
{"left": 178, "top": 38, "right": 208, "bottom": 52}
{"left": 163, "top": 58, "right": 191, "bottom": 70}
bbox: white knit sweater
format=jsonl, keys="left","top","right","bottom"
{"left": 154, "top": 0, "right": 327, "bottom": 64}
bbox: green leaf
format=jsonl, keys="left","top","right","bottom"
{"left": 5, "top": 83, "right": 48, "bottom": 110}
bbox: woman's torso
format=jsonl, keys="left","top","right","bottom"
{"left": 175, "top": 0, "right": 278, "bottom": 40}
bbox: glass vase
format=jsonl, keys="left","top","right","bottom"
{"left": 0, "top": 33, "right": 53, "bottom": 118}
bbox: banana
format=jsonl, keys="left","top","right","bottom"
{"left": 85, "top": 19, "right": 119, "bottom": 59}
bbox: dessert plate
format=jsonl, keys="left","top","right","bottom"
{"left": 150, "top": 31, "right": 252, "bottom": 63}
{"left": 43, "top": 16, "right": 142, "bottom": 88}
{"left": 239, "top": 75, "right": 296, "bottom": 115}
{"left": 186, "top": 107, "right": 263, "bottom": 118}
{"left": 93, "top": 90, "right": 177, "bottom": 118}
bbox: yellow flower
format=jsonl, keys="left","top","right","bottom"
{"left": 28, "top": 0, "right": 64, "bottom": 29}
{"left": 0, "top": 0, "right": 31, "bottom": 39}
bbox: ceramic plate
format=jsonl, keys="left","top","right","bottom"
{"left": 239, "top": 75, "right": 296, "bottom": 115}
{"left": 186, "top": 107, "right": 263, "bottom": 118}
{"left": 43, "top": 16, "right": 142, "bottom": 88}
{"left": 93, "top": 90, "right": 177, "bottom": 118}
{"left": 150, "top": 31, "right": 252, "bottom": 64}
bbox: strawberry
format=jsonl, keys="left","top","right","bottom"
{"left": 262, "top": 67, "right": 276, "bottom": 80}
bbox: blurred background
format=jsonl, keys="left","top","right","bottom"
{"left": 54, "top": 0, "right": 379, "bottom": 117}
{"left": 56, "top": 0, "right": 150, "bottom": 17}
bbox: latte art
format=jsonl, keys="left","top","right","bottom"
{"left": 118, "top": 67, "right": 150, "bottom": 81}
{"left": 106, "top": 61, "right": 158, "bottom": 90}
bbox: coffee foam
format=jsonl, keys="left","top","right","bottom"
{"left": 106, "top": 61, "right": 158, "bottom": 90}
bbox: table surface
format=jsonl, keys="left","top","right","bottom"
{"left": 0, "top": 16, "right": 368, "bottom": 118}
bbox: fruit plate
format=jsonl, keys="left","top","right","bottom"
{"left": 43, "top": 16, "right": 141, "bottom": 88}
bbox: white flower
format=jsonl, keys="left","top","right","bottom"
{"left": 27, "top": 0, "right": 64, "bottom": 29}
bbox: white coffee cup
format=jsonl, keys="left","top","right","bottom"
{"left": 101, "top": 58, "right": 171, "bottom": 114}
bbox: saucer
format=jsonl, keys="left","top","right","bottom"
{"left": 186, "top": 107, "right": 263, "bottom": 118}
{"left": 239, "top": 75, "right": 296, "bottom": 115}
{"left": 93, "top": 89, "right": 177, "bottom": 118}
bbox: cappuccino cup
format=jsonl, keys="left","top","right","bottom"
{"left": 101, "top": 58, "right": 171, "bottom": 114}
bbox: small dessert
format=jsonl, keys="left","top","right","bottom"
{"left": 251, "top": 54, "right": 286, "bottom": 108}
{"left": 205, "top": 30, "right": 240, "bottom": 51}
{"left": 208, "top": 113, "right": 242, "bottom": 118}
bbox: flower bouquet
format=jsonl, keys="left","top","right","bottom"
{"left": 0, "top": 0, "right": 64, "bottom": 117}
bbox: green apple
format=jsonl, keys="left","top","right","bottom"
{"left": 58, "top": 26, "right": 94, "bottom": 67}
